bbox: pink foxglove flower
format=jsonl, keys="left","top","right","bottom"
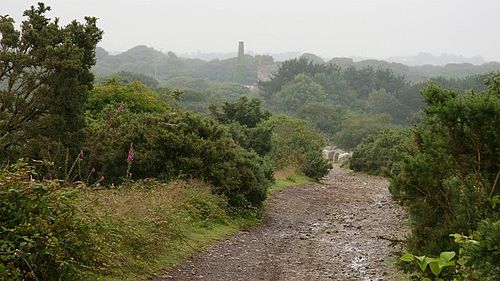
{"left": 79, "top": 149, "right": 84, "bottom": 160}
{"left": 127, "top": 144, "right": 135, "bottom": 163}
{"left": 118, "top": 102, "right": 125, "bottom": 112}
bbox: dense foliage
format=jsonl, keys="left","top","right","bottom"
{"left": 4, "top": 3, "right": 500, "bottom": 280}
{"left": 210, "top": 97, "right": 272, "bottom": 156}
{"left": 259, "top": 58, "right": 491, "bottom": 149}
{"left": 263, "top": 116, "right": 330, "bottom": 179}
{"left": 454, "top": 219, "right": 500, "bottom": 280}
{"left": 350, "top": 128, "right": 410, "bottom": 175}
{"left": 0, "top": 3, "right": 102, "bottom": 160}
{"left": 390, "top": 74, "right": 500, "bottom": 278}
{"left": 0, "top": 162, "right": 100, "bottom": 280}
{"left": 93, "top": 43, "right": 500, "bottom": 87}
{"left": 329, "top": 56, "right": 500, "bottom": 83}
{"left": 0, "top": 161, "right": 254, "bottom": 280}
{"left": 83, "top": 84, "right": 272, "bottom": 209}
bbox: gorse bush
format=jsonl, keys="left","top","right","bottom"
{"left": 350, "top": 128, "right": 410, "bottom": 175}
{"left": 390, "top": 73, "right": 500, "bottom": 275}
{"left": 210, "top": 97, "right": 273, "bottom": 157}
{"left": 87, "top": 81, "right": 170, "bottom": 115}
{"left": 84, "top": 86, "right": 272, "bottom": 209}
{"left": 334, "top": 112, "right": 393, "bottom": 149}
{"left": 0, "top": 162, "right": 100, "bottom": 280}
{"left": 262, "top": 116, "right": 330, "bottom": 180}
{"left": 454, "top": 219, "right": 500, "bottom": 281}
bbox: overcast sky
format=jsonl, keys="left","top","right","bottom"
{"left": 2, "top": 0, "right": 500, "bottom": 60}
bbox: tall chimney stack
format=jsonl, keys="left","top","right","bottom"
{"left": 238, "top": 41, "right": 244, "bottom": 59}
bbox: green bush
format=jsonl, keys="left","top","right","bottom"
{"left": 263, "top": 116, "right": 330, "bottom": 179}
{"left": 0, "top": 162, "right": 100, "bottom": 280}
{"left": 87, "top": 82, "right": 169, "bottom": 115}
{"left": 458, "top": 219, "right": 500, "bottom": 280}
{"left": 390, "top": 74, "right": 499, "bottom": 258}
{"left": 210, "top": 97, "right": 273, "bottom": 156}
{"left": 334, "top": 112, "right": 393, "bottom": 149}
{"left": 82, "top": 83, "right": 273, "bottom": 209}
{"left": 350, "top": 128, "right": 410, "bottom": 175}
{"left": 85, "top": 109, "right": 271, "bottom": 209}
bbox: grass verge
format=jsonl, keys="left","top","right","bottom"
{"left": 268, "top": 167, "right": 313, "bottom": 195}
{"left": 85, "top": 169, "right": 312, "bottom": 280}
{"left": 79, "top": 180, "right": 253, "bottom": 280}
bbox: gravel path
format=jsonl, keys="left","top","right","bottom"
{"left": 156, "top": 166, "right": 408, "bottom": 281}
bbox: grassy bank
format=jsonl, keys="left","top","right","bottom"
{"left": 90, "top": 169, "right": 312, "bottom": 280}
{"left": 78, "top": 180, "right": 249, "bottom": 281}
{"left": 0, "top": 164, "right": 312, "bottom": 280}
{"left": 268, "top": 168, "right": 313, "bottom": 195}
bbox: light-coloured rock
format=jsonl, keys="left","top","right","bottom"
{"left": 323, "top": 146, "right": 352, "bottom": 164}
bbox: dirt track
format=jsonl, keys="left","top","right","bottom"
{"left": 156, "top": 166, "right": 407, "bottom": 281}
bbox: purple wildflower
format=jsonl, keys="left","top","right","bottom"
{"left": 79, "top": 149, "right": 84, "bottom": 160}
{"left": 127, "top": 143, "right": 135, "bottom": 163}
{"left": 91, "top": 167, "right": 96, "bottom": 173}
{"left": 118, "top": 102, "right": 125, "bottom": 112}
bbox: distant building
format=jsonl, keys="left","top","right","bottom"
{"left": 256, "top": 55, "right": 279, "bottom": 82}
{"left": 238, "top": 41, "right": 244, "bottom": 59}
{"left": 233, "top": 41, "right": 246, "bottom": 83}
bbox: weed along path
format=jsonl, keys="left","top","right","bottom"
{"left": 157, "top": 166, "right": 407, "bottom": 281}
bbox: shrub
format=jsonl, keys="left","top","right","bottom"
{"left": 85, "top": 108, "right": 271, "bottom": 209}
{"left": 263, "top": 116, "right": 330, "bottom": 179}
{"left": 83, "top": 83, "right": 273, "bottom": 209}
{"left": 210, "top": 97, "right": 273, "bottom": 156}
{"left": 87, "top": 82, "right": 169, "bottom": 115}
{"left": 456, "top": 219, "right": 500, "bottom": 280}
{"left": 390, "top": 74, "right": 500, "bottom": 257}
{"left": 334, "top": 112, "right": 393, "bottom": 149}
{"left": 350, "top": 128, "right": 410, "bottom": 175}
{"left": 0, "top": 162, "right": 100, "bottom": 280}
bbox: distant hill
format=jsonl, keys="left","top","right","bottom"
{"left": 179, "top": 51, "right": 302, "bottom": 62}
{"left": 328, "top": 57, "right": 500, "bottom": 83}
{"left": 93, "top": 46, "right": 500, "bottom": 85}
{"left": 93, "top": 45, "right": 259, "bottom": 85}
{"left": 386, "top": 52, "right": 486, "bottom": 66}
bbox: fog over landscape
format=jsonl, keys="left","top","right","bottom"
{"left": 3, "top": 0, "right": 500, "bottom": 63}
{"left": 1, "top": 1, "right": 499, "bottom": 280}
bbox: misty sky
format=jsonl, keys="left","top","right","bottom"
{"left": 2, "top": 0, "right": 500, "bottom": 60}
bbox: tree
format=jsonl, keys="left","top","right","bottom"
{"left": 210, "top": 97, "right": 272, "bottom": 156}
{"left": 258, "top": 57, "right": 334, "bottom": 99}
{"left": 334, "top": 112, "right": 393, "bottom": 149}
{"left": 365, "top": 89, "right": 407, "bottom": 122}
{"left": 350, "top": 128, "right": 410, "bottom": 175}
{"left": 112, "top": 71, "right": 159, "bottom": 89}
{"left": 296, "top": 102, "right": 345, "bottom": 139}
{"left": 0, "top": 3, "right": 102, "bottom": 157}
{"left": 210, "top": 96, "right": 271, "bottom": 128}
{"left": 272, "top": 73, "right": 327, "bottom": 112}
{"left": 300, "top": 53, "right": 324, "bottom": 64}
